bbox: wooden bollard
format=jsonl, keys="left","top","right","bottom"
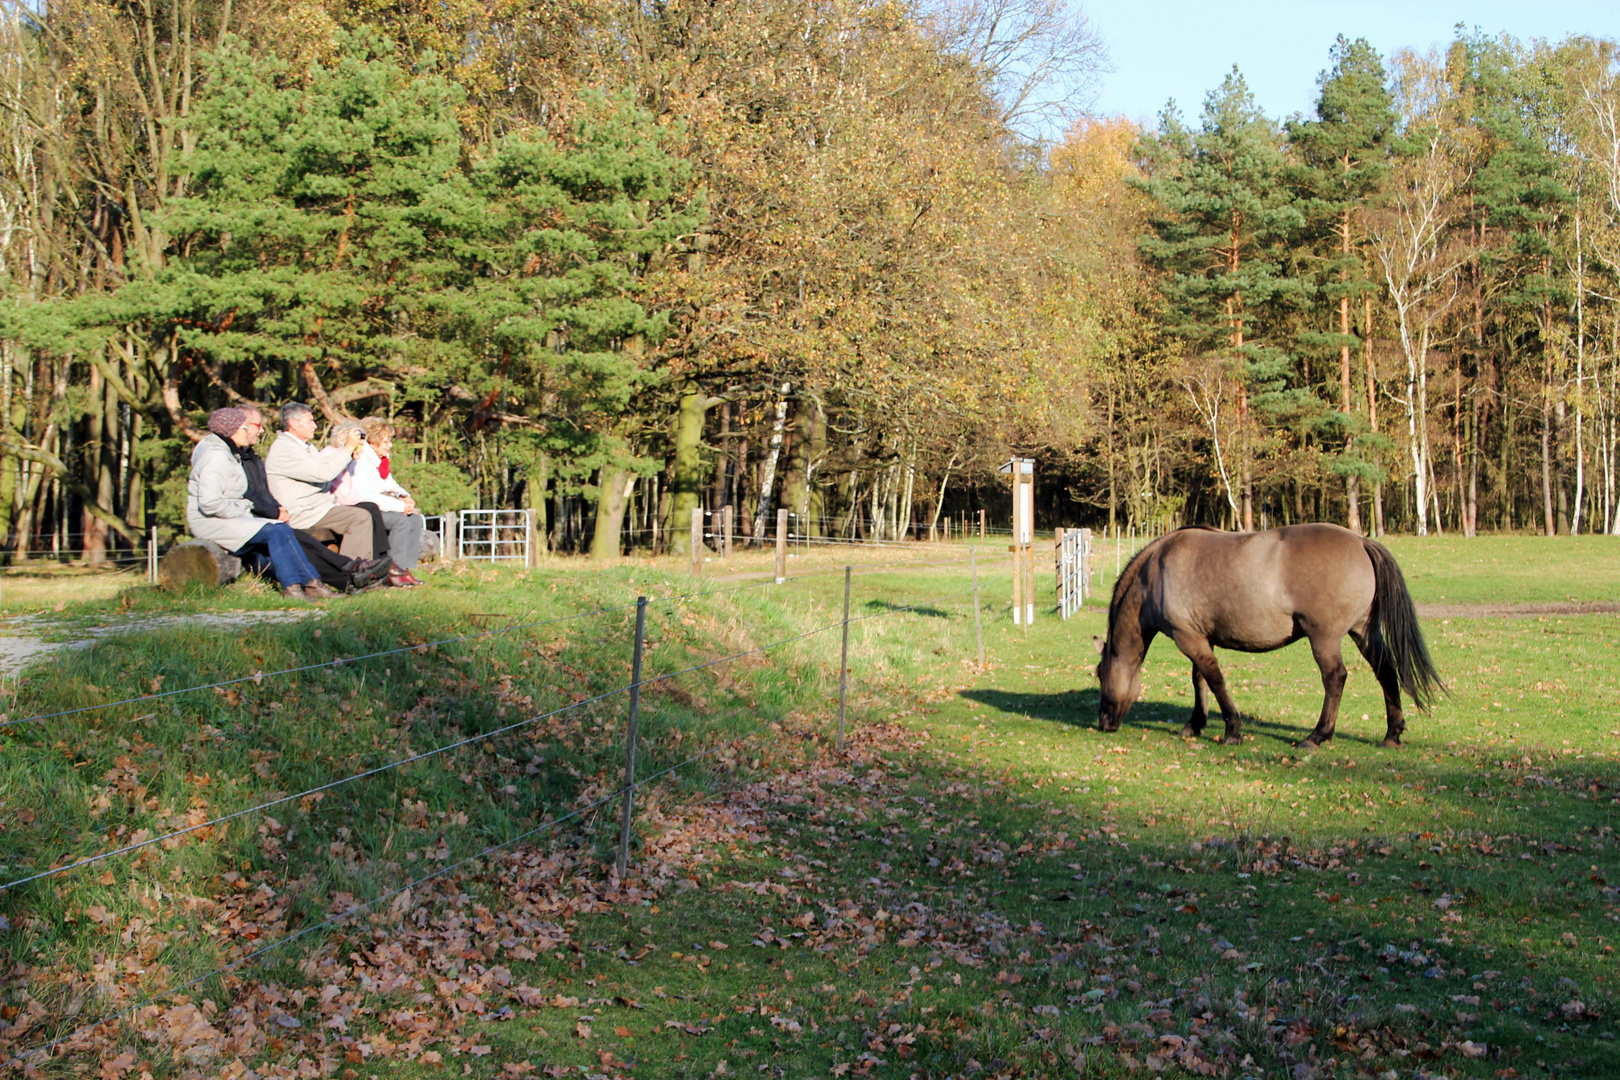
{"left": 775, "top": 508, "right": 788, "bottom": 583}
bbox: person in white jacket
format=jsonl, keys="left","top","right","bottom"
{"left": 331, "top": 416, "right": 426, "bottom": 586}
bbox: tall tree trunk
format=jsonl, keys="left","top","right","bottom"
{"left": 927, "top": 451, "right": 959, "bottom": 534}
{"left": 82, "top": 362, "right": 109, "bottom": 563}
{"left": 1572, "top": 199, "right": 1588, "bottom": 536}
{"left": 1366, "top": 296, "right": 1384, "bottom": 536}
{"left": 590, "top": 465, "right": 634, "bottom": 562}
{"left": 780, "top": 397, "right": 813, "bottom": 536}
{"left": 712, "top": 401, "right": 730, "bottom": 513}
{"left": 670, "top": 383, "right": 717, "bottom": 555}
{"left": 751, "top": 383, "right": 790, "bottom": 540}
{"left": 1106, "top": 382, "right": 1117, "bottom": 532}
{"left": 1540, "top": 267, "right": 1558, "bottom": 538}
{"left": 1542, "top": 332, "right": 1556, "bottom": 538}
{"left": 803, "top": 398, "right": 826, "bottom": 536}
{"left": 735, "top": 427, "right": 752, "bottom": 540}
{"left": 899, "top": 438, "right": 916, "bottom": 540}
{"left": 1340, "top": 209, "right": 1361, "bottom": 534}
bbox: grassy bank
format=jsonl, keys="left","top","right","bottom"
{"left": 2, "top": 536, "right": 1618, "bottom": 1079}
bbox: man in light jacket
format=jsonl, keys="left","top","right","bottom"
{"left": 264, "top": 402, "right": 381, "bottom": 561}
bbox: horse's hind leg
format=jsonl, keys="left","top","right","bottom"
{"left": 1171, "top": 632, "right": 1242, "bottom": 744}
{"left": 1181, "top": 664, "right": 1209, "bottom": 738}
{"left": 1351, "top": 631, "right": 1406, "bottom": 747}
{"left": 1298, "top": 634, "right": 1349, "bottom": 749}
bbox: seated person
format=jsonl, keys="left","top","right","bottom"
{"left": 186, "top": 408, "right": 340, "bottom": 603}
{"left": 264, "top": 402, "right": 387, "bottom": 563}
{"left": 230, "top": 406, "right": 392, "bottom": 592}
{"left": 331, "top": 417, "right": 426, "bottom": 587}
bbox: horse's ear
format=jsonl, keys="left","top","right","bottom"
{"left": 1093, "top": 635, "right": 1105, "bottom": 656}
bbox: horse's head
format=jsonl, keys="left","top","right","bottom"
{"left": 1093, "top": 635, "right": 1140, "bottom": 733}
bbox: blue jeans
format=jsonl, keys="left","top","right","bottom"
{"left": 239, "top": 521, "right": 320, "bottom": 587}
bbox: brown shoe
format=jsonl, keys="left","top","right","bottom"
{"left": 386, "top": 567, "right": 422, "bottom": 588}
{"left": 281, "top": 584, "right": 312, "bottom": 603}
{"left": 305, "top": 580, "right": 344, "bottom": 600}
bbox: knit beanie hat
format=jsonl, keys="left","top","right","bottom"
{"left": 208, "top": 407, "right": 248, "bottom": 439}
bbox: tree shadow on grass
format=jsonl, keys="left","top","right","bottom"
{"left": 861, "top": 599, "right": 951, "bottom": 619}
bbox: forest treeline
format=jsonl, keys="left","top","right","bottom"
{"left": 3, "top": 0, "right": 1619, "bottom": 564}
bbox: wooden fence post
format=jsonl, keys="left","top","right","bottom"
{"left": 774, "top": 508, "right": 788, "bottom": 582}
{"left": 691, "top": 508, "right": 703, "bottom": 574}
{"left": 615, "top": 597, "right": 648, "bottom": 880}
{"left": 978, "top": 509, "right": 986, "bottom": 541}
{"left": 837, "top": 566, "right": 851, "bottom": 752}
{"left": 722, "top": 505, "right": 733, "bottom": 562}
{"left": 972, "top": 546, "right": 984, "bottom": 669}
{"left": 1054, "top": 527, "right": 1065, "bottom": 593}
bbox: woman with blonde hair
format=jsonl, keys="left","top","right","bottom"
{"left": 331, "top": 417, "right": 425, "bottom": 586}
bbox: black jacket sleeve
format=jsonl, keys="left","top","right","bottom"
{"left": 234, "top": 446, "right": 284, "bottom": 519}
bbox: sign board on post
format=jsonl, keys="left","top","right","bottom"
{"left": 997, "top": 458, "right": 1036, "bottom": 627}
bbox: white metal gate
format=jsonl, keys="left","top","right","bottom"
{"left": 457, "top": 509, "right": 531, "bottom": 563}
{"left": 1058, "top": 527, "right": 1092, "bottom": 620}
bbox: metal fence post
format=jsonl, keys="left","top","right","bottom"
{"left": 972, "top": 546, "right": 984, "bottom": 669}
{"left": 775, "top": 508, "right": 788, "bottom": 583}
{"left": 615, "top": 596, "right": 649, "bottom": 880}
{"left": 837, "top": 566, "right": 851, "bottom": 753}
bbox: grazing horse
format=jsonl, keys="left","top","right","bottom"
{"left": 1093, "top": 523, "right": 1443, "bottom": 747}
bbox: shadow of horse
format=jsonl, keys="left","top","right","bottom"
{"left": 862, "top": 599, "right": 951, "bottom": 619}
{"left": 959, "top": 689, "right": 1379, "bottom": 747}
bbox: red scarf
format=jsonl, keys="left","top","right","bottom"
{"left": 378, "top": 454, "right": 390, "bottom": 480}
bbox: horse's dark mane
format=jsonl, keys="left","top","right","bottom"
{"left": 1105, "top": 525, "right": 1220, "bottom": 639}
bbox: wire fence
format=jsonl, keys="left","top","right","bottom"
{"left": 0, "top": 552, "right": 999, "bottom": 1074}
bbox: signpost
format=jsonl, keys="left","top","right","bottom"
{"left": 998, "top": 458, "right": 1035, "bottom": 627}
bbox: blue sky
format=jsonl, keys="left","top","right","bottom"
{"left": 1084, "top": 0, "right": 1620, "bottom": 127}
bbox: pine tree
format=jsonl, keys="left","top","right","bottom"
{"left": 17, "top": 32, "right": 700, "bottom": 538}
{"left": 1289, "top": 36, "right": 1395, "bottom": 534}
{"left": 1134, "top": 69, "right": 1308, "bottom": 529}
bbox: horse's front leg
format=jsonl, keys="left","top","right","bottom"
{"left": 1171, "top": 632, "right": 1242, "bottom": 744}
{"left": 1181, "top": 664, "right": 1208, "bottom": 738}
{"left": 1299, "top": 635, "right": 1349, "bottom": 749}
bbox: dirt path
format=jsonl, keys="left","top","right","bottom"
{"left": 0, "top": 609, "right": 320, "bottom": 676}
{"left": 1415, "top": 600, "right": 1620, "bottom": 618}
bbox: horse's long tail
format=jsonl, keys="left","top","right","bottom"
{"left": 1362, "top": 540, "right": 1446, "bottom": 711}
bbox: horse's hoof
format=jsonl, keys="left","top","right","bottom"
{"left": 1297, "top": 737, "right": 1322, "bottom": 751}
{"left": 1382, "top": 736, "right": 1402, "bottom": 748}
{"left": 1220, "top": 734, "right": 1243, "bottom": 746}
{"left": 1179, "top": 724, "right": 1203, "bottom": 739}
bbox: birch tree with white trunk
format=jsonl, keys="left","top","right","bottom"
{"left": 1367, "top": 127, "right": 1470, "bottom": 536}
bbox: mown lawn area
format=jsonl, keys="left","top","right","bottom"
{"left": 1, "top": 535, "right": 1617, "bottom": 1079}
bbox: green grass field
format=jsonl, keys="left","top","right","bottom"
{"left": 1, "top": 536, "right": 1617, "bottom": 1079}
